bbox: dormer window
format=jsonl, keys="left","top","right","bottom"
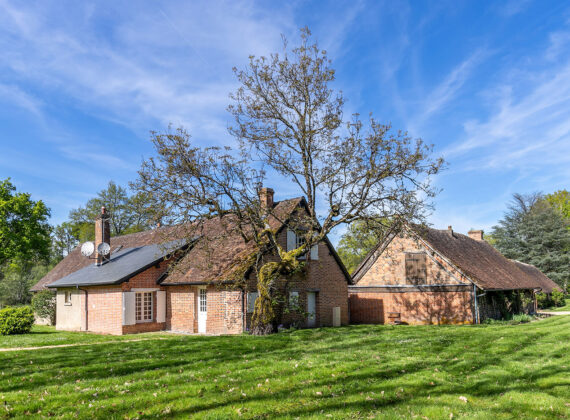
{"left": 287, "top": 229, "right": 318, "bottom": 260}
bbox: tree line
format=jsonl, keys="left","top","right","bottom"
{"left": 0, "top": 179, "right": 156, "bottom": 307}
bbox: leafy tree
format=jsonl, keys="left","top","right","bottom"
{"left": 0, "top": 264, "right": 50, "bottom": 307}
{"left": 491, "top": 193, "right": 570, "bottom": 292}
{"left": 31, "top": 289, "right": 56, "bottom": 325}
{"left": 68, "top": 181, "right": 156, "bottom": 242}
{"left": 337, "top": 220, "right": 389, "bottom": 274}
{"left": 545, "top": 190, "right": 570, "bottom": 222}
{"left": 51, "top": 222, "right": 79, "bottom": 262}
{"left": 0, "top": 179, "right": 51, "bottom": 266}
{"left": 135, "top": 28, "right": 443, "bottom": 334}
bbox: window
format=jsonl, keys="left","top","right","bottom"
{"left": 405, "top": 252, "right": 427, "bottom": 284}
{"left": 64, "top": 291, "right": 72, "bottom": 305}
{"left": 199, "top": 288, "right": 207, "bottom": 313}
{"left": 135, "top": 292, "right": 153, "bottom": 322}
{"left": 289, "top": 291, "right": 299, "bottom": 309}
{"left": 247, "top": 292, "right": 258, "bottom": 313}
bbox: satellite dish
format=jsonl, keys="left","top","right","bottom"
{"left": 81, "top": 241, "right": 95, "bottom": 257}
{"left": 97, "top": 242, "right": 111, "bottom": 256}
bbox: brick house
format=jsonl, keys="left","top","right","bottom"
{"left": 31, "top": 189, "right": 350, "bottom": 335}
{"left": 349, "top": 224, "right": 560, "bottom": 325}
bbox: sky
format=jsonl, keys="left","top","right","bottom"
{"left": 1, "top": 0, "right": 569, "bottom": 244}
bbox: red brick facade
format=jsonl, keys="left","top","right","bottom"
{"left": 57, "top": 227, "right": 349, "bottom": 335}
{"left": 350, "top": 232, "right": 475, "bottom": 325}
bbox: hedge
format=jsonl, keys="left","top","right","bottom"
{"left": 0, "top": 306, "right": 35, "bottom": 335}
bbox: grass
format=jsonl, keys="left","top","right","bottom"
{"left": 546, "top": 298, "right": 570, "bottom": 312}
{"left": 0, "top": 325, "right": 170, "bottom": 349}
{"left": 1, "top": 318, "right": 569, "bottom": 419}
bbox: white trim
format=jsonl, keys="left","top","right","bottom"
{"left": 130, "top": 288, "right": 160, "bottom": 292}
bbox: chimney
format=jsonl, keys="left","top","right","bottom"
{"left": 447, "top": 225, "right": 453, "bottom": 237}
{"left": 94, "top": 206, "right": 111, "bottom": 265}
{"left": 259, "top": 187, "right": 274, "bottom": 211}
{"left": 468, "top": 229, "right": 484, "bottom": 241}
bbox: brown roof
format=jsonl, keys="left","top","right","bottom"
{"left": 511, "top": 260, "right": 561, "bottom": 293}
{"left": 32, "top": 197, "right": 349, "bottom": 290}
{"left": 353, "top": 224, "right": 554, "bottom": 291}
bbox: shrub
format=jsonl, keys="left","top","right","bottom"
{"left": 31, "top": 290, "right": 56, "bottom": 325}
{"left": 0, "top": 306, "right": 35, "bottom": 335}
{"left": 536, "top": 292, "right": 552, "bottom": 309}
{"left": 511, "top": 314, "right": 533, "bottom": 324}
{"left": 551, "top": 289, "right": 565, "bottom": 307}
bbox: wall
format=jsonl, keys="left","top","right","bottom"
{"left": 357, "top": 233, "right": 469, "bottom": 286}
{"left": 349, "top": 288, "right": 474, "bottom": 325}
{"left": 84, "top": 286, "right": 123, "bottom": 335}
{"left": 167, "top": 285, "right": 196, "bottom": 333}
{"left": 351, "top": 231, "right": 474, "bottom": 325}
{"left": 55, "top": 288, "right": 83, "bottom": 331}
{"left": 244, "top": 223, "right": 350, "bottom": 331}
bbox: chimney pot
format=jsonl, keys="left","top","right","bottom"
{"left": 468, "top": 229, "right": 484, "bottom": 241}
{"left": 259, "top": 187, "right": 274, "bottom": 210}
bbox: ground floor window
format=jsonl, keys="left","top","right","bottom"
{"left": 64, "top": 290, "right": 72, "bottom": 305}
{"left": 136, "top": 292, "right": 153, "bottom": 322}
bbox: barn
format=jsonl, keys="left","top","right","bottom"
{"left": 349, "top": 224, "right": 560, "bottom": 325}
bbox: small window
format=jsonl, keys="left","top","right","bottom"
{"left": 247, "top": 292, "right": 258, "bottom": 313}
{"left": 405, "top": 253, "right": 427, "bottom": 284}
{"left": 135, "top": 292, "right": 153, "bottom": 322}
{"left": 289, "top": 291, "right": 300, "bottom": 309}
{"left": 64, "top": 291, "right": 72, "bottom": 305}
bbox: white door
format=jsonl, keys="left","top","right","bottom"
{"left": 307, "top": 292, "right": 316, "bottom": 327}
{"left": 198, "top": 287, "right": 207, "bottom": 333}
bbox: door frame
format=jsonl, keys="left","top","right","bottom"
{"left": 307, "top": 291, "right": 317, "bottom": 327}
{"left": 197, "top": 286, "right": 207, "bottom": 333}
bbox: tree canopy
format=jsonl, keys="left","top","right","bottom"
{"left": 490, "top": 192, "right": 570, "bottom": 292}
{"left": 337, "top": 220, "right": 390, "bottom": 274}
{"left": 135, "top": 28, "right": 443, "bottom": 334}
{"left": 0, "top": 179, "right": 51, "bottom": 266}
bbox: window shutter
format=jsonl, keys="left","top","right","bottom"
{"left": 156, "top": 291, "right": 166, "bottom": 323}
{"left": 310, "top": 243, "right": 319, "bottom": 260}
{"left": 247, "top": 292, "right": 258, "bottom": 313}
{"left": 122, "top": 292, "right": 136, "bottom": 326}
{"left": 287, "top": 229, "right": 296, "bottom": 252}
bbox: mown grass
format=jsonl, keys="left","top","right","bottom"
{"left": 0, "top": 325, "right": 170, "bottom": 349}
{"left": 1, "top": 317, "right": 569, "bottom": 419}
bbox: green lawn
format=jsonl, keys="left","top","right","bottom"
{"left": 1, "top": 318, "right": 569, "bottom": 419}
{"left": 546, "top": 298, "right": 570, "bottom": 312}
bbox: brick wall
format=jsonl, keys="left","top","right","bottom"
{"left": 243, "top": 225, "right": 349, "bottom": 330}
{"left": 352, "top": 231, "right": 475, "bottom": 325}
{"left": 349, "top": 289, "right": 474, "bottom": 325}
{"left": 167, "top": 285, "right": 196, "bottom": 333}
{"left": 84, "top": 286, "right": 123, "bottom": 334}
{"left": 358, "top": 234, "right": 469, "bottom": 286}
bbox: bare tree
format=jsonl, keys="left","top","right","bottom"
{"left": 134, "top": 28, "right": 443, "bottom": 335}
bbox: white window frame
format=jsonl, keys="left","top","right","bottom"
{"left": 64, "top": 290, "right": 72, "bottom": 306}
{"left": 135, "top": 291, "right": 153, "bottom": 323}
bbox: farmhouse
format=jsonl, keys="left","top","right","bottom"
{"left": 349, "top": 224, "right": 559, "bottom": 325}
{"left": 31, "top": 189, "right": 350, "bottom": 335}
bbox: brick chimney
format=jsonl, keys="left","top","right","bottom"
{"left": 259, "top": 187, "right": 274, "bottom": 211}
{"left": 94, "top": 206, "right": 111, "bottom": 264}
{"left": 447, "top": 225, "right": 453, "bottom": 236}
{"left": 468, "top": 229, "right": 484, "bottom": 241}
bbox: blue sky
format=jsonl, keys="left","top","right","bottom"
{"left": 1, "top": 0, "right": 569, "bottom": 243}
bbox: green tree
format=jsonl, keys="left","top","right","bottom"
{"left": 135, "top": 28, "right": 443, "bottom": 334}
{"left": 68, "top": 181, "right": 156, "bottom": 242}
{"left": 546, "top": 190, "right": 570, "bottom": 222}
{"left": 337, "top": 220, "right": 389, "bottom": 274}
{"left": 0, "top": 179, "right": 51, "bottom": 266}
{"left": 0, "top": 264, "right": 50, "bottom": 307}
{"left": 51, "top": 221, "right": 79, "bottom": 262}
{"left": 491, "top": 193, "right": 570, "bottom": 292}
